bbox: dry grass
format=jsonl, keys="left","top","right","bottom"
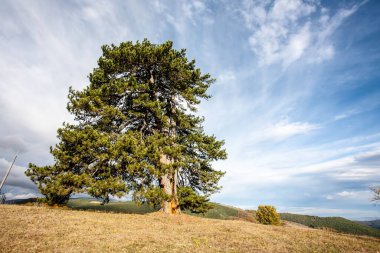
{"left": 0, "top": 205, "right": 379, "bottom": 253}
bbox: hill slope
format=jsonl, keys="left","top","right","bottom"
{"left": 68, "top": 199, "right": 379, "bottom": 237}
{"left": 1, "top": 205, "right": 379, "bottom": 253}
{"left": 280, "top": 213, "right": 380, "bottom": 238}
{"left": 10, "top": 198, "right": 379, "bottom": 239}
{"left": 357, "top": 220, "right": 380, "bottom": 230}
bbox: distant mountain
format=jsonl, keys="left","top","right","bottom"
{"left": 357, "top": 219, "right": 380, "bottom": 230}
{"left": 5, "top": 198, "right": 37, "bottom": 204}
{"left": 280, "top": 213, "right": 380, "bottom": 238}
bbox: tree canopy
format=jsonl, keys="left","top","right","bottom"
{"left": 26, "top": 39, "right": 227, "bottom": 213}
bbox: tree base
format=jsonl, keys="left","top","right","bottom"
{"left": 160, "top": 199, "right": 181, "bottom": 215}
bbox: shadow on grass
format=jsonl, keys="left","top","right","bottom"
{"left": 67, "top": 199, "right": 246, "bottom": 221}
{"left": 67, "top": 198, "right": 158, "bottom": 214}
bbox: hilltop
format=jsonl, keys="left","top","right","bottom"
{"left": 1, "top": 204, "right": 379, "bottom": 252}
{"left": 280, "top": 213, "right": 380, "bottom": 238}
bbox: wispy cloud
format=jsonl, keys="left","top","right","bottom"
{"left": 240, "top": 0, "right": 363, "bottom": 67}
{"left": 255, "top": 120, "right": 321, "bottom": 142}
{"left": 326, "top": 190, "right": 372, "bottom": 200}
{"left": 4, "top": 192, "right": 38, "bottom": 200}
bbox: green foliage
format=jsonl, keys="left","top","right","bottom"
{"left": 280, "top": 213, "right": 380, "bottom": 238}
{"left": 26, "top": 39, "right": 226, "bottom": 209}
{"left": 256, "top": 205, "right": 281, "bottom": 225}
{"left": 36, "top": 197, "right": 46, "bottom": 204}
{"left": 178, "top": 187, "right": 212, "bottom": 213}
{"left": 26, "top": 163, "right": 74, "bottom": 205}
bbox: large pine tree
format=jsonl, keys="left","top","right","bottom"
{"left": 26, "top": 40, "right": 227, "bottom": 214}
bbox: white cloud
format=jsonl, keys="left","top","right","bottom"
{"left": 282, "top": 23, "right": 311, "bottom": 67}
{"left": 183, "top": 0, "right": 207, "bottom": 20}
{"left": 252, "top": 120, "right": 320, "bottom": 142}
{"left": 334, "top": 168, "right": 379, "bottom": 181}
{"left": 290, "top": 149, "right": 380, "bottom": 180}
{"left": 217, "top": 71, "right": 236, "bottom": 85}
{"left": 267, "top": 120, "right": 319, "bottom": 139}
{"left": 165, "top": 0, "right": 213, "bottom": 34}
{"left": 213, "top": 135, "right": 380, "bottom": 205}
{"left": 337, "top": 191, "right": 357, "bottom": 197}
{"left": 333, "top": 105, "right": 373, "bottom": 122}
{"left": 4, "top": 192, "right": 38, "bottom": 200}
{"left": 334, "top": 113, "right": 350, "bottom": 121}
{"left": 325, "top": 190, "right": 372, "bottom": 201}
{"left": 241, "top": 0, "right": 363, "bottom": 67}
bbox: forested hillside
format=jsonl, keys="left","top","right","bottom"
{"left": 280, "top": 213, "right": 380, "bottom": 238}
{"left": 357, "top": 220, "right": 380, "bottom": 230}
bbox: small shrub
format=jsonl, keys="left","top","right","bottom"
{"left": 256, "top": 205, "right": 281, "bottom": 225}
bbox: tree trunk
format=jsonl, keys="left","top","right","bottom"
{"left": 150, "top": 69, "right": 180, "bottom": 214}
{"left": 160, "top": 155, "right": 181, "bottom": 214}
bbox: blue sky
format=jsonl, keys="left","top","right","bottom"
{"left": 0, "top": 0, "right": 379, "bottom": 220}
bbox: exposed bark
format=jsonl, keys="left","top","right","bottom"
{"left": 160, "top": 155, "right": 181, "bottom": 214}
{"left": 171, "top": 170, "right": 180, "bottom": 214}
{"left": 160, "top": 172, "right": 171, "bottom": 213}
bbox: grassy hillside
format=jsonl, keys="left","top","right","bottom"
{"left": 69, "top": 199, "right": 379, "bottom": 237}
{"left": 280, "top": 213, "right": 380, "bottom": 238}
{"left": 357, "top": 220, "right": 380, "bottom": 230}
{"left": 1, "top": 205, "right": 379, "bottom": 252}
{"left": 12, "top": 198, "right": 379, "bottom": 238}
